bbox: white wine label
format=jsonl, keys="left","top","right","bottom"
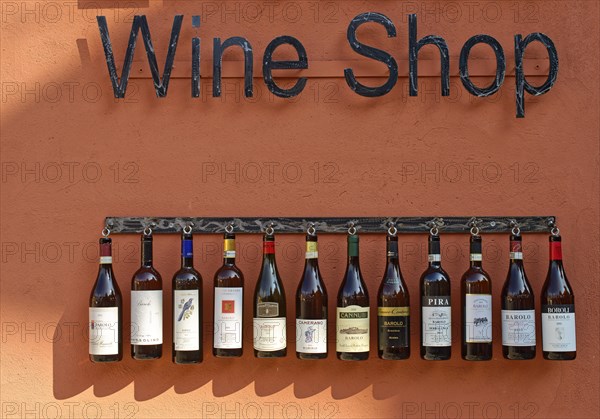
{"left": 542, "top": 305, "right": 576, "bottom": 352}
{"left": 214, "top": 287, "right": 243, "bottom": 349}
{"left": 470, "top": 253, "right": 483, "bottom": 262}
{"left": 173, "top": 290, "right": 200, "bottom": 351}
{"left": 336, "top": 305, "right": 369, "bottom": 353}
{"left": 253, "top": 317, "right": 286, "bottom": 351}
{"left": 422, "top": 296, "right": 451, "bottom": 347}
{"left": 501, "top": 309, "right": 536, "bottom": 346}
{"left": 99, "top": 256, "right": 113, "bottom": 264}
{"left": 296, "top": 319, "right": 327, "bottom": 354}
{"left": 428, "top": 254, "right": 441, "bottom": 262}
{"left": 131, "top": 290, "right": 163, "bottom": 345}
{"left": 465, "top": 294, "right": 492, "bottom": 343}
{"left": 89, "top": 307, "right": 119, "bottom": 355}
{"left": 510, "top": 252, "right": 523, "bottom": 260}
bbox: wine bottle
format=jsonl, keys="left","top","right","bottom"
{"left": 213, "top": 230, "right": 244, "bottom": 357}
{"left": 377, "top": 233, "right": 410, "bottom": 360}
{"left": 461, "top": 234, "right": 492, "bottom": 361}
{"left": 336, "top": 233, "right": 370, "bottom": 361}
{"left": 89, "top": 237, "right": 123, "bottom": 362}
{"left": 501, "top": 234, "right": 536, "bottom": 360}
{"left": 420, "top": 234, "right": 451, "bottom": 360}
{"left": 296, "top": 231, "right": 328, "bottom": 359}
{"left": 253, "top": 232, "right": 287, "bottom": 357}
{"left": 541, "top": 234, "right": 576, "bottom": 360}
{"left": 131, "top": 233, "right": 163, "bottom": 360}
{"left": 172, "top": 230, "right": 202, "bottom": 364}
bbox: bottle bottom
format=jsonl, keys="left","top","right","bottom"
{"left": 421, "top": 346, "right": 451, "bottom": 360}
{"left": 462, "top": 343, "right": 492, "bottom": 361}
{"left": 172, "top": 350, "right": 203, "bottom": 364}
{"left": 297, "top": 352, "right": 327, "bottom": 360}
{"left": 502, "top": 345, "right": 536, "bottom": 360}
{"left": 379, "top": 348, "right": 410, "bottom": 360}
{"left": 90, "top": 354, "right": 122, "bottom": 363}
{"left": 543, "top": 351, "right": 576, "bottom": 360}
{"left": 131, "top": 344, "right": 162, "bottom": 360}
{"left": 337, "top": 351, "right": 369, "bottom": 361}
{"left": 255, "top": 349, "right": 287, "bottom": 358}
{"left": 214, "top": 348, "right": 243, "bottom": 358}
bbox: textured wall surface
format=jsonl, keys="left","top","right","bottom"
{"left": 1, "top": 1, "right": 599, "bottom": 418}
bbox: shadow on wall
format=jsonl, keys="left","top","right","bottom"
{"left": 53, "top": 276, "right": 410, "bottom": 401}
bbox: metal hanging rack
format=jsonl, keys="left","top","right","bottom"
{"left": 103, "top": 216, "right": 556, "bottom": 234}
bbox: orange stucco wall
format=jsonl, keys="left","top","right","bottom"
{"left": 1, "top": 1, "right": 599, "bottom": 418}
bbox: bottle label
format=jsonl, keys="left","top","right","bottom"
{"left": 470, "top": 253, "right": 483, "bottom": 262}
{"left": 89, "top": 307, "right": 119, "bottom": 355}
{"left": 542, "top": 304, "right": 576, "bottom": 352}
{"left": 263, "top": 241, "right": 275, "bottom": 255}
{"left": 224, "top": 239, "right": 236, "bottom": 259}
{"left": 257, "top": 302, "right": 279, "bottom": 317}
{"left": 510, "top": 241, "right": 523, "bottom": 260}
{"left": 173, "top": 290, "right": 199, "bottom": 351}
{"left": 296, "top": 319, "right": 327, "bottom": 353}
{"left": 214, "top": 287, "right": 243, "bottom": 349}
{"left": 306, "top": 241, "right": 318, "bottom": 259}
{"left": 501, "top": 309, "right": 536, "bottom": 346}
{"left": 422, "top": 296, "right": 451, "bottom": 347}
{"left": 336, "top": 305, "right": 369, "bottom": 353}
{"left": 253, "top": 318, "right": 286, "bottom": 351}
{"left": 428, "top": 254, "right": 441, "bottom": 262}
{"left": 378, "top": 307, "right": 409, "bottom": 349}
{"left": 131, "top": 290, "right": 163, "bottom": 345}
{"left": 465, "top": 294, "right": 492, "bottom": 343}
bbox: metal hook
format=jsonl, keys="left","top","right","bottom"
{"left": 347, "top": 222, "right": 357, "bottom": 236}
{"left": 265, "top": 223, "right": 275, "bottom": 236}
{"left": 225, "top": 223, "right": 234, "bottom": 234}
{"left": 101, "top": 226, "right": 111, "bottom": 237}
{"left": 307, "top": 223, "right": 316, "bottom": 236}
{"left": 183, "top": 225, "right": 192, "bottom": 235}
{"left": 143, "top": 226, "right": 153, "bottom": 236}
{"left": 469, "top": 218, "right": 480, "bottom": 236}
{"left": 551, "top": 226, "right": 560, "bottom": 237}
{"left": 387, "top": 224, "right": 398, "bottom": 236}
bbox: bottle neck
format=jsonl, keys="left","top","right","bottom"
{"left": 305, "top": 237, "right": 318, "bottom": 268}
{"left": 181, "top": 236, "right": 194, "bottom": 268}
{"left": 386, "top": 237, "right": 399, "bottom": 264}
{"left": 223, "top": 236, "right": 236, "bottom": 265}
{"left": 550, "top": 240, "right": 563, "bottom": 263}
{"left": 509, "top": 239, "right": 524, "bottom": 266}
{"left": 99, "top": 238, "right": 113, "bottom": 267}
{"left": 347, "top": 235, "right": 359, "bottom": 266}
{"left": 470, "top": 257, "right": 482, "bottom": 268}
{"left": 141, "top": 238, "right": 153, "bottom": 267}
{"left": 470, "top": 236, "right": 482, "bottom": 268}
{"left": 428, "top": 237, "right": 441, "bottom": 268}
{"left": 263, "top": 237, "right": 276, "bottom": 263}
